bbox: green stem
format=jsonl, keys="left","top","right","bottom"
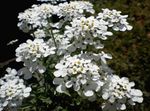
{"left": 46, "top": 19, "right": 58, "bottom": 52}
{"left": 49, "top": 27, "right": 57, "bottom": 50}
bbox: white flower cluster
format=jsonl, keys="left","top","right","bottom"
{"left": 18, "top": 1, "right": 94, "bottom": 33}
{"left": 57, "top": 1, "right": 94, "bottom": 20}
{"left": 53, "top": 54, "right": 104, "bottom": 101}
{"left": 18, "top": 3, "right": 58, "bottom": 33}
{"left": 65, "top": 16, "right": 112, "bottom": 40}
{"left": 15, "top": 39, "right": 55, "bottom": 62}
{"left": 0, "top": 68, "right": 31, "bottom": 111}
{"left": 15, "top": 39, "right": 55, "bottom": 78}
{"left": 14, "top": 0, "right": 143, "bottom": 110}
{"left": 97, "top": 9, "right": 133, "bottom": 31}
{"left": 101, "top": 75, "right": 143, "bottom": 111}
{"left": 52, "top": 1, "right": 95, "bottom": 28}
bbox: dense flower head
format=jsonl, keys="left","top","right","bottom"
{"left": 15, "top": 39, "right": 55, "bottom": 62}
{"left": 0, "top": 68, "right": 31, "bottom": 111}
{"left": 101, "top": 75, "right": 143, "bottom": 111}
{"left": 97, "top": 8, "right": 133, "bottom": 31}
{"left": 57, "top": 1, "right": 95, "bottom": 20}
{"left": 18, "top": 3, "right": 58, "bottom": 32}
{"left": 53, "top": 54, "right": 104, "bottom": 101}
{"left": 65, "top": 16, "right": 112, "bottom": 40}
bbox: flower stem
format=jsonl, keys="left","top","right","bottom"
{"left": 49, "top": 27, "right": 57, "bottom": 50}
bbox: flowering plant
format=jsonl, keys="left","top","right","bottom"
{"left": 0, "top": 0, "right": 143, "bottom": 111}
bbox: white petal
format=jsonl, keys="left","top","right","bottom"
{"left": 130, "top": 89, "right": 143, "bottom": 96}
{"left": 80, "top": 79, "right": 87, "bottom": 84}
{"left": 120, "top": 104, "right": 126, "bottom": 110}
{"left": 56, "top": 84, "right": 66, "bottom": 93}
{"left": 109, "top": 96, "right": 115, "bottom": 103}
{"left": 74, "top": 84, "right": 80, "bottom": 91}
{"left": 38, "top": 65, "right": 46, "bottom": 73}
{"left": 24, "top": 87, "right": 32, "bottom": 93}
{"left": 127, "top": 25, "right": 133, "bottom": 30}
{"left": 129, "top": 82, "right": 135, "bottom": 87}
{"left": 102, "top": 93, "right": 109, "bottom": 100}
{"left": 55, "top": 63, "right": 64, "bottom": 69}
{"left": 84, "top": 90, "right": 94, "bottom": 97}
{"left": 23, "top": 93, "right": 30, "bottom": 97}
{"left": 53, "top": 78, "right": 64, "bottom": 85}
{"left": 54, "top": 71, "right": 62, "bottom": 77}
{"left": 132, "top": 97, "right": 143, "bottom": 103}
{"left": 65, "top": 81, "right": 73, "bottom": 88}
{"left": 3, "top": 101, "right": 8, "bottom": 107}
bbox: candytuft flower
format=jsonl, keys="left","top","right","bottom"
{"left": 0, "top": 68, "right": 31, "bottom": 111}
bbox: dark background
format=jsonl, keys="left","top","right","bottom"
{"left": 0, "top": 0, "right": 38, "bottom": 62}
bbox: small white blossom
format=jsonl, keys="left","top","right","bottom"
{"left": 65, "top": 16, "right": 112, "bottom": 40}
{"left": 15, "top": 39, "right": 55, "bottom": 62}
{"left": 31, "top": 29, "right": 46, "bottom": 38}
{"left": 97, "top": 9, "right": 133, "bottom": 31}
{"left": 0, "top": 68, "right": 31, "bottom": 111}
{"left": 47, "top": 32, "right": 70, "bottom": 55}
{"left": 57, "top": 1, "right": 94, "bottom": 20}
{"left": 101, "top": 75, "right": 143, "bottom": 111}
{"left": 53, "top": 54, "right": 104, "bottom": 100}
{"left": 18, "top": 3, "right": 58, "bottom": 32}
{"left": 53, "top": 1, "right": 95, "bottom": 28}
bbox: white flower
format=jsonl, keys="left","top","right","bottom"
{"left": 57, "top": 1, "right": 94, "bottom": 20}
{"left": 53, "top": 54, "right": 104, "bottom": 100}
{"left": 31, "top": 29, "right": 46, "bottom": 38}
{"left": 0, "top": 68, "right": 31, "bottom": 111}
{"left": 47, "top": 33, "right": 70, "bottom": 55}
{"left": 101, "top": 74, "right": 143, "bottom": 111}
{"left": 65, "top": 16, "right": 112, "bottom": 40}
{"left": 97, "top": 9, "right": 133, "bottom": 31}
{"left": 15, "top": 39, "right": 55, "bottom": 62}
{"left": 100, "top": 51, "right": 112, "bottom": 64}
{"left": 18, "top": 3, "right": 58, "bottom": 32}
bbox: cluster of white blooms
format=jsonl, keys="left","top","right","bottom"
{"left": 18, "top": 1, "right": 94, "bottom": 33}
{"left": 15, "top": 39, "right": 55, "bottom": 78}
{"left": 64, "top": 16, "right": 112, "bottom": 53}
{"left": 13, "top": 0, "right": 144, "bottom": 110}
{"left": 47, "top": 32, "right": 70, "bottom": 55}
{"left": 52, "top": 1, "right": 95, "bottom": 28}
{"left": 101, "top": 75, "right": 143, "bottom": 111}
{"left": 15, "top": 39, "right": 55, "bottom": 62}
{"left": 97, "top": 9, "right": 133, "bottom": 31}
{"left": 57, "top": 1, "right": 94, "bottom": 20}
{"left": 53, "top": 54, "right": 104, "bottom": 101}
{"left": 18, "top": 3, "right": 58, "bottom": 33}
{"left": 65, "top": 16, "right": 112, "bottom": 40}
{"left": 0, "top": 68, "right": 31, "bottom": 111}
